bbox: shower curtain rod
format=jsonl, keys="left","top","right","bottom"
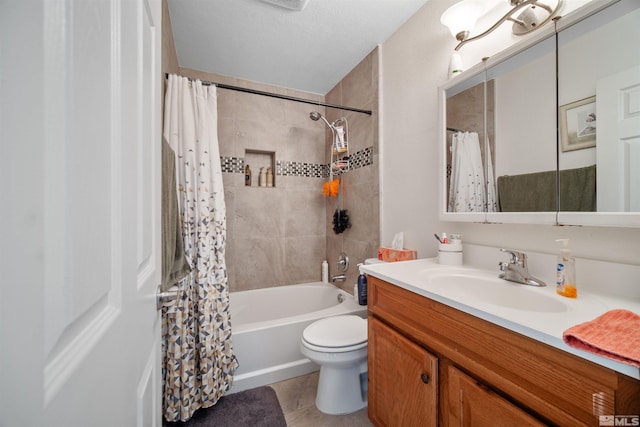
{"left": 447, "top": 127, "right": 465, "bottom": 132}
{"left": 165, "top": 73, "right": 372, "bottom": 116}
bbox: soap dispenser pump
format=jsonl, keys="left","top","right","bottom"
{"left": 357, "top": 263, "right": 367, "bottom": 306}
{"left": 555, "top": 239, "right": 577, "bottom": 298}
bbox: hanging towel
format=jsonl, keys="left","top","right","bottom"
{"left": 497, "top": 165, "right": 596, "bottom": 212}
{"left": 563, "top": 309, "right": 640, "bottom": 368}
{"left": 161, "top": 136, "right": 191, "bottom": 291}
{"left": 497, "top": 170, "right": 557, "bottom": 212}
{"left": 558, "top": 164, "right": 596, "bottom": 212}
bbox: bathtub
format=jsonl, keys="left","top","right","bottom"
{"left": 227, "top": 282, "right": 367, "bottom": 394}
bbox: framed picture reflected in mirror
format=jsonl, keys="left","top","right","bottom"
{"left": 559, "top": 96, "right": 596, "bottom": 152}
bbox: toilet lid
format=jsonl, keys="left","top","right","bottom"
{"left": 302, "top": 315, "right": 367, "bottom": 348}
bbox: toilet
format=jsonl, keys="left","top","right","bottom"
{"left": 300, "top": 314, "right": 368, "bottom": 415}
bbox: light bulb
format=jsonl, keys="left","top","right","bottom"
{"left": 440, "top": 0, "right": 485, "bottom": 41}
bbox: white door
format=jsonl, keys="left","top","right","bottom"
{"left": 0, "top": 0, "right": 163, "bottom": 426}
{"left": 596, "top": 65, "right": 640, "bottom": 212}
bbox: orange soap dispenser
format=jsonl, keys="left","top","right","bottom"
{"left": 555, "top": 239, "right": 577, "bottom": 298}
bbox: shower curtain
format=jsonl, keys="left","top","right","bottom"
{"left": 162, "top": 74, "right": 238, "bottom": 422}
{"left": 448, "top": 131, "right": 494, "bottom": 212}
{"left": 486, "top": 140, "right": 497, "bottom": 212}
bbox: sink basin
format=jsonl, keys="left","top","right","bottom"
{"left": 422, "top": 270, "right": 568, "bottom": 313}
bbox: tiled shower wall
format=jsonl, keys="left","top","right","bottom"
{"left": 325, "top": 49, "right": 380, "bottom": 292}
{"left": 179, "top": 68, "right": 329, "bottom": 292}
{"left": 180, "top": 61, "right": 379, "bottom": 293}
{"left": 163, "top": 1, "right": 379, "bottom": 293}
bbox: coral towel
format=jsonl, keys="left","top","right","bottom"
{"left": 563, "top": 309, "right": 640, "bottom": 368}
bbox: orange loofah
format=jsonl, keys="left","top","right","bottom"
{"left": 329, "top": 179, "right": 339, "bottom": 196}
{"left": 322, "top": 179, "right": 340, "bottom": 197}
{"left": 322, "top": 181, "right": 330, "bottom": 196}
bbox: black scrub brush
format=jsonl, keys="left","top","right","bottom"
{"left": 332, "top": 209, "right": 351, "bottom": 234}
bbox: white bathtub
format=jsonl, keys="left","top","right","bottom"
{"left": 227, "top": 282, "right": 367, "bottom": 394}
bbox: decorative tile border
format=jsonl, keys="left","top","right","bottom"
{"left": 349, "top": 146, "right": 373, "bottom": 170}
{"left": 219, "top": 145, "right": 374, "bottom": 178}
{"left": 221, "top": 156, "right": 244, "bottom": 173}
{"left": 277, "top": 160, "right": 328, "bottom": 178}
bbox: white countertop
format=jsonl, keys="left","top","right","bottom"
{"left": 361, "top": 258, "right": 640, "bottom": 380}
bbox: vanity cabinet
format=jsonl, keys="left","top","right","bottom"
{"left": 369, "top": 316, "right": 438, "bottom": 427}
{"left": 367, "top": 276, "right": 640, "bottom": 427}
{"left": 448, "top": 365, "right": 546, "bottom": 427}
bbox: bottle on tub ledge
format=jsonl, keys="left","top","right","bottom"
{"left": 357, "top": 263, "right": 367, "bottom": 306}
{"left": 321, "top": 260, "right": 328, "bottom": 284}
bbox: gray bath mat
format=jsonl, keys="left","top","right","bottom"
{"left": 163, "top": 386, "right": 287, "bottom": 427}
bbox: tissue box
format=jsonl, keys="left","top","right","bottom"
{"left": 378, "top": 247, "right": 417, "bottom": 262}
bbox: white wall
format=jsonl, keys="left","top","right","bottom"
{"left": 380, "top": 0, "right": 640, "bottom": 265}
{"left": 379, "top": 0, "right": 452, "bottom": 260}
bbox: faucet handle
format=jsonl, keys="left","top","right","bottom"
{"left": 336, "top": 252, "right": 349, "bottom": 272}
{"left": 499, "top": 248, "right": 527, "bottom": 266}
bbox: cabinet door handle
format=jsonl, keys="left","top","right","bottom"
{"left": 421, "top": 373, "right": 430, "bottom": 384}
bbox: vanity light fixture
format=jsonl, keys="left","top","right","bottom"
{"left": 441, "top": 0, "right": 563, "bottom": 51}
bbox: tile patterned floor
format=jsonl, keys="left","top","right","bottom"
{"left": 270, "top": 372, "right": 373, "bottom": 427}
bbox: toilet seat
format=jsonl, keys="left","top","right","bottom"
{"left": 302, "top": 339, "right": 367, "bottom": 353}
{"left": 302, "top": 315, "right": 367, "bottom": 352}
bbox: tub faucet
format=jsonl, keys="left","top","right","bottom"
{"left": 331, "top": 274, "right": 346, "bottom": 283}
{"left": 498, "top": 248, "right": 546, "bottom": 287}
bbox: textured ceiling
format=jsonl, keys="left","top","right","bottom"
{"left": 167, "top": 0, "right": 430, "bottom": 94}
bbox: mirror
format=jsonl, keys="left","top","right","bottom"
{"left": 557, "top": 1, "right": 640, "bottom": 214}
{"left": 486, "top": 35, "right": 557, "bottom": 213}
{"left": 445, "top": 35, "right": 556, "bottom": 215}
{"left": 441, "top": 0, "right": 640, "bottom": 227}
{"left": 445, "top": 77, "right": 494, "bottom": 213}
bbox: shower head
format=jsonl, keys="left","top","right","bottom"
{"left": 309, "top": 111, "right": 334, "bottom": 130}
{"left": 309, "top": 111, "right": 322, "bottom": 121}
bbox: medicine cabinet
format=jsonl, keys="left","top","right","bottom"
{"left": 439, "top": 0, "right": 640, "bottom": 227}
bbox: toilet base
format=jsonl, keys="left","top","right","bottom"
{"left": 300, "top": 315, "right": 368, "bottom": 415}
{"left": 315, "top": 361, "right": 368, "bottom": 415}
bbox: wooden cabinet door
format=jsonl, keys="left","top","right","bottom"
{"left": 448, "top": 366, "right": 547, "bottom": 427}
{"left": 369, "top": 317, "right": 438, "bottom": 427}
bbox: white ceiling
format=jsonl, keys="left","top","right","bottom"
{"left": 167, "top": 0, "right": 430, "bottom": 95}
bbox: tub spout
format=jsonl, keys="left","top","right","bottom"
{"left": 332, "top": 274, "right": 346, "bottom": 282}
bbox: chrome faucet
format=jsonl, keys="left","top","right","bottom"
{"left": 332, "top": 274, "right": 346, "bottom": 282}
{"left": 498, "top": 248, "right": 546, "bottom": 287}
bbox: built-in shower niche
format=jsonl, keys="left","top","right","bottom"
{"left": 245, "top": 149, "right": 275, "bottom": 187}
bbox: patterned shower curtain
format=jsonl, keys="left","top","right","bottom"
{"left": 162, "top": 74, "right": 238, "bottom": 422}
{"left": 448, "top": 131, "right": 487, "bottom": 212}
